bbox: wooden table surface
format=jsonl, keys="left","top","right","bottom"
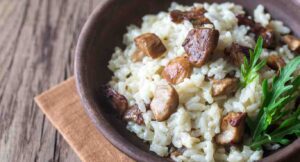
{"left": 0, "top": 0, "right": 105, "bottom": 161}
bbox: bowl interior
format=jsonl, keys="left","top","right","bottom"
{"left": 75, "top": 0, "right": 300, "bottom": 161}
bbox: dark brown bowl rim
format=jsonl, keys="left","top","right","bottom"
{"left": 74, "top": 0, "right": 133, "bottom": 158}
{"left": 74, "top": 1, "right": 168, "bottom": 162}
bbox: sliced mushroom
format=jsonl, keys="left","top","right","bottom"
{"left": 131, "top": 50, "right": 145, "bottom": 62}
{"left": 102, "top": 85, "right": 128, "bottom": 115}
{"left": 161, "top": 55, "right": 192, "bottom": 84}
{"left": 182, "top": 28, "right": 219, "bottom": 67}
{"left": 123, "top": 104, "right": 144, "bottom": 125}
{"left": 282, "top": 35, "right": 300, "bottom": 53}
{"left": 170, "top": 8, "right": 211, "bottom": 27}
{"left": 211, "top": 77, "right": 239, "bottom": 97}
{"left": 236, "top": 14, "right": 275, "bottom": 49}
{"left": 134, "top": 33, "right": 167, "bottom": 59}
{"left": 150, "top": 83, "right": 179, "bottom": 121}
{"left": 225, "top": 43, "right": 251, "bottom": 66}
{"left": 216, "top": 112, "right": 246, "bottom": 145}
{"left": 266, "top": 55, "right": 286, "bottom": 71}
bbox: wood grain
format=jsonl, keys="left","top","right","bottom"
{"left": 0, "top": 0, "right": 106, "bottom": 161}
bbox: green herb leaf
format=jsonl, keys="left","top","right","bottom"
{"left": 248, "top": 56, "right": 300, "bottom": 150}
{"left": 241, "top": 36, "right": 266, "bottom": 87}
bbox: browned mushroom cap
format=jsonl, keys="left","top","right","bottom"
{"left": 282, "top": 35, "right": 300, "bottom": 53}
{"left": 266, "top": 55, "right": 286, "bottom": 71}
{"left": 170, "top": 8, "right": 211, "bottom": 28}
{"left": 216, "top": 112, "right": 246, "bottom": 145}
{"left": 134, "top": 33, "right": 167, "bottom": 59}
{"left": 123, "top": 104, "right": 144, "bottom": 125}
{"left": 183, "top": 28, "right": 219, "bottom": 67}
{"left": 150, "top": 83, "right": 179, "bottom": 121}
{"left": 236, "top": 14, "right": 276, "bottom": 49}
{"left": 225, "top": 43, "right": 251, "bottom": 67}
{"left": 161, "top": 55, "right": 192, "bottom": 84}
{"left": 211, "top": 77, "right": 239, "bottom": 97}
{"left": 102, "top": 85, "right": 128, "bottom": 115}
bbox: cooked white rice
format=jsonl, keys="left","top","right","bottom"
{"left": 108, "top": 2, "right": 296, "bottom": 162}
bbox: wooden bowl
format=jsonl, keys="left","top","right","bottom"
{"left": 75, "top": 0, "right": 300, "bottom": 161}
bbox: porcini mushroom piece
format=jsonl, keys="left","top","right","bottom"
{"left": 236, "top": 14, "right": 276, "bottom": 49}
{"left": 266, "top": 55, "right": 286, "bottom": 71}
{"left": 102, "top": 85, "right": 128, "bottom": 115}
{"left": 225, "top": 43, "right": 251, "bottom": 66}
{"left": 123, "top": 104, "right": 144, "bottom": 125}
{"left": 260, "top": 27, "right": 276, "bottom": 49}
{"left": 211, "top": 78, "right": 239, "bottom": 97}
{"left": 162, "top": 55, "right": 192, "bottom": 84}
{"left": 182, "top": 28, "right": 219, "bottom": 67}
{"left": 282, "top": 35, "right": 300, "bottom": 53}
{"left": 134, "top": 33, "right": 166, "bottom": 59}
{"left": 150, "top": 83, "right": 179, "bottom": 121}
{"left": 170, "top": 8, "right": 211, "bottom": 28}
{"left": 131, "top": 50, "right": 145, "bottom": 62}
{"left": 216, "top": 112, "right": 246, "bottom": 145}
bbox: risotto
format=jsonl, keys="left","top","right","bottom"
{"left": 105, "top": 2, "right": 300, "bottom": 162}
